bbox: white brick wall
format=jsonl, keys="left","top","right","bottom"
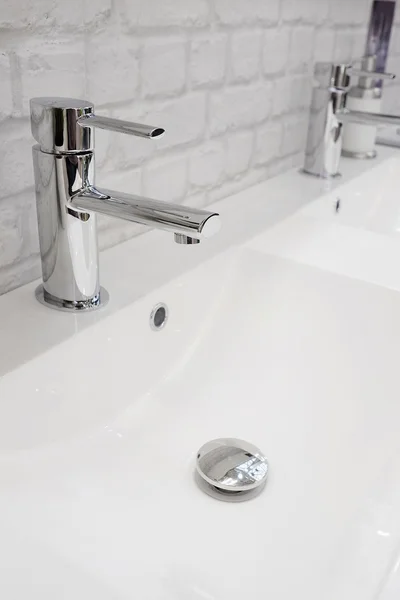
{"left": 228, "top": 30, "right": 262, "bottom": 83}
{"left": 190, "top": 34, "right": 227, "bottom": 88}
{"left": 262, "top": 28, "right": 290, "bottom": 75}
{"left": 0, "top": 0, "right": 376, "bottom": 294}
{"left": 141, "top": 38, "right": 186, "bottom": 98}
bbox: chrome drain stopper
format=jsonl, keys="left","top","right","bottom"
{"left": 196, "top": 438, "right": 268, "bottom": 502}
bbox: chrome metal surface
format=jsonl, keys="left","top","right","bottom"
{"left": 351, "top": 68, "right": 395, "bottom": 82}
{"left": 196, "top": 438, "right": 269, "bottom": 500}
{"left": 194, "top": 471, "right": 267, "bottom": 502}
{"left": 30, "top": 97, "right": 220, "bottom": 311}
{"left": 303, "top": 62, "right": 397, "bottom": 178}
{"left": 77, "top": 114, "right": 165, "bottom": 139}
{"left": 35, "top": 285, "right": 109, "bottom": 312}
{"left": 149, "top": 303, "right": 169, "bottom": 331}
{"left": 72, "top": 188, "right": 221, "bottom": 241}
{"left": 338, "top": 109, "right": 400, "bottom": 127}
{"left": 30, "top": 97, "right": 95, "bottom": 153}
{"left": 32, "top": 148, "right": 100, "bottom": 304}
{"left": 341, "top": 149, "right": 377, "bottom": 159}
{"left": 174, "top": 234, "right": 201, "bottom": 245}
{"left": 303, "top": 62, "right": 351, "bottom": 178}
{"left": 301, "top": 168, "right": 342, "bottom": 180}
{"left": 352, "top": 55, "right": 395, "bottom": 93}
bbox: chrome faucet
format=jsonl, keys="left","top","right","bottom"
{"left": 303, "top": 62, "right": 396, "bottom": 178}
{"left": 30, "top": 97, "right": 221, "bottom": 312}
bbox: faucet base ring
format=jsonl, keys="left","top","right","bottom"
{"left": 35, "top": 285, "right": 109, "bottom": 313}
{"left": 300, "top": 168, "right": 342, "bottom": 180}
{"left": 341, "top": 149, "right": 377, "bottom": 160}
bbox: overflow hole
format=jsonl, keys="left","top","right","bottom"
{"left": 150, "top": 303, "right": 169, "bottom": 331}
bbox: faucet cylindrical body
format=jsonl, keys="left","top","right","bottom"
{"left": 32, "top": 147, "right": 101, "bottom": 310}
{"left": 303, "top": 86, "right": 346, "bottom": 178}
{"left": 303, "top": 63, "right": 349, "bottom": 178}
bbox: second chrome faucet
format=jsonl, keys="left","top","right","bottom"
{"left": 303, "top": 62, "right": 397, "bottom": 178}
{"left": 30, "top": 97, "right": 221, "bottom": 312}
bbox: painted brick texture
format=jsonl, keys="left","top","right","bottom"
{"left": 0, "top": 0, "right": 375, "bottom": 294}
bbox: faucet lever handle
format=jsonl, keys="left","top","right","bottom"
{"left": 350, "top": 55, "right": 395, "bottom": 82}
{"left": 77, "top": 114, "right": 165, "bottom": 140}
{"left": 313, "top": 60, "right": 396, "bottom": 92}
{"left": 30, "top": 96, "right": 165, "bottom": 154}
{"left": 350, "top": 68, "right": 395, "bottom": 81}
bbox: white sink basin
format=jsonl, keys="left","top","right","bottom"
{"left": 1, "top": 147, "right": 400, "bottom": 599}
{"left": 251, "top": 154, "right": 400, "bottom": 292}
{"left": 2, "top": 243, "right": 400, "bottom": 599}
{"left": 302, "top": 156, "right": 400, "bottom": 237}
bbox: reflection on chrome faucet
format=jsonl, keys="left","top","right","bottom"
{"left": 303, "top": 62, "right": 396, "bottom": 179}
{"left": 30, "top": 98, "right": 221, "bottom": 312}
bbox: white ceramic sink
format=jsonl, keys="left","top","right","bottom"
{"left": 1, "top": 243, "right": 400, "bottom": 599}
{"left": 302, "top": 155, "right": 400, "bottom": 237}
{"left": 1, "top": 147, "right": 400, "bottom": 599}
{"left": 252, "top": 153, "right": 400, "bottom": 293}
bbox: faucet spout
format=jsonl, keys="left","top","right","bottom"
{"left": 72, "top": 187, "right": 221, "bottom": 241}
{"left": 337, "top": 109, "right": 400, "bottom": 128}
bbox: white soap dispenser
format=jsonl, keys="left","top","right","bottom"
{"left": 342, "top": 56, "right": 383, "bottom": 159}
